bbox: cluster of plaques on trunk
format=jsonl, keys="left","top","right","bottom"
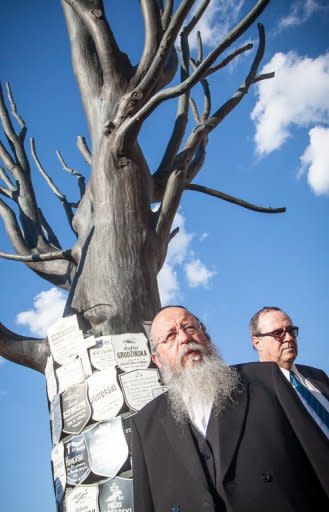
{"left": 46, "top": 315, "right": 165, "bottom": 512}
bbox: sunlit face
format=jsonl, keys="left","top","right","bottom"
{"left": 151, "top": 307, "right": 210, "bottom": 370}
{"left": 252, "top": 310, "right": 298, "bottom": 369}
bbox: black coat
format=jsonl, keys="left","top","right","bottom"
{"left": 131, "top": 362, "right": 329, "bottom": 512}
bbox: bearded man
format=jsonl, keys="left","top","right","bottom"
{"left": 131, "top": 306, "right": 329, "bottom": 512}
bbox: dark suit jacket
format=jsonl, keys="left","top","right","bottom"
{"left": 131, "top": 362, "right": 329, "bottom": 512}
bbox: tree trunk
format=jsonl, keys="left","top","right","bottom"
{"left": 67, "top": 138, "right": 161, "bottom": 334}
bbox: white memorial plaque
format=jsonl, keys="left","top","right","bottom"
{"left": 119, "top": 369, "right": 162, "bottom": 411}
{"left": 56, "top": 357, "right": 85, "bottom": 394}
{"left": 65, "top": 485, "right": 99, "bottom": 512}
{"left": 51, "top": 442, "right": 66, "bottom": 502}
{"left": 50, "top": 394, "right": 63, "bottom": 444}
{"left": 64, "top": 434, "right": 90, "bottom": 485}
{"left": 62, "top": 382, "right": 91, "bottom": 435}
{"left": 48, "top": 315, "right": 84, "bottom": 365}
{"left": 87, "top": 369, "right": 124, "bottom": 421}
{"left": 98, "top": 477, "right": 133, "bottom": 512}
{"left": 45, "top": 355, "right": 57, "bottom": 402}
{"left": 112, "top": 333, "right": 151, "bottom": 372}
{"left": 90, "top": 335, "right": 116, "bottom": 370}
{"left": 84, "top": 418, "right": 129, "bottom": 478}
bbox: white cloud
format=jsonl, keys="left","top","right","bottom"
{"left": 251, "top": 51, "right": 329, "bottom": 155}
{"left": 278, "top": 0, "right": 327, "bottom": 30}
{"left": 299, "top": 126, "right": 329, "bottom": 195}
{"left": 16, "top": 288, "right": 67, "bottom": 337}
{"left": 188, "top": 0, "right": 244, "bottom": 50}
{"left": 157, "top": 212, "right": 216, "bottom": 304}
{"left": 184, "top": 258, "right": 216, "bottom": 288}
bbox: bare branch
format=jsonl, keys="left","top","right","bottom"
{"left": 135, "top": 1, "right": 162, "bottom": 82}
{"left": 0, "top": 322, "right": 49, "bottom": 373}
{"left": 30, "top": 137, "right": 75, "bottom": 227}
{"left": 0, "top": 185, "right": 14, "bottom": 199}
{"left": 56, "top": 150, "right": 86, "bottom": 197}
{"left": 186, "top": 183, "right": 286, "bottom": 214}
{"left": 63, "top": 0, "right": 131, "bottom": 87}
{"left": 0, "top": 166, "right": 16, "bottom": 190}
{"left": 6, "top": 82, "right": 25, "bottom": 131}
{"left": 252, "top": 71, "right": 275, "bottom": 84}
{"left": 0, "top": 248, "right": 73, "bottom": 262}
{"left": 0, "top": 198, "right": 29, "bottom": 255}
{"left": 120, "top": 0, "right": 270, "bottom": 133}
{"left": 161, "top": 0, "right": 174, "bottom": 30}
{"left": 205, "top": 43, "right": 253, "bottom": 77}
{"left": 0, "top": 82, "right": 28, "bottom": 172}
{"left": 136, "top": 0, "right": 196, "bottom": 97}
{"left": 189, "top": 97, "right": 201, "bottom": 124}
{"left": 77, "top": 135, "right": 92, "bottom": 165}
{"left": 169, "top": 226, "right": 179, "bottom": 241}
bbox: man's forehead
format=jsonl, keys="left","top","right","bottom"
{"left": 259, "top": 310, "right": 292, "bottom": 327}
{"left": 152, "top": 307, "right": 195, "bottom": 332}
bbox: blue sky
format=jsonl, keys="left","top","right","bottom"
{"left": 1, "top": 1, "right": 329, "bottom": 510}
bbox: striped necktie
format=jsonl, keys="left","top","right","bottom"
{"left": 290, "top": 370, "right": 329, "bottom": 429}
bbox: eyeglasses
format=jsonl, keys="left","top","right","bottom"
{"left": 154, "top": 322, "right": 202, "bottom": 347}
{"left": 255, "top": 326, "right": 299, "bottom": 342}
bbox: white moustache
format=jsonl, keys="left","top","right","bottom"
{"left": 177, "top": 341, "right": 208, "bottom": 365}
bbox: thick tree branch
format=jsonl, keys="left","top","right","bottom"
{"left": 63, "top": 0, "right": 131, "bottom": 87}
{"left": 135, "top": 1, "right": 163, "bottom": 83}
{"left": 61, "top": 1, "right": 103, "bottom": 129}
{"left": 186, "top": 183, "right": 286, "bottom": 213}
{"left": 0, "top": 322, "right": 49, "bottom": 374}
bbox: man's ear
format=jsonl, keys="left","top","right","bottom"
{"left": 252, "top": 336, "right": 261, "bottom": 351}
{"left": 151, "top": 352, "right": 162, "bottom": 368}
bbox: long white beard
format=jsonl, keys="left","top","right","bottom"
{"left": 160, "top": 342, "right": 240, "bottom": 425}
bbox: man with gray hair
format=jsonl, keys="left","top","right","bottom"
{"left": 131, "top": 306, "right": 329, "bottom": 511}
{"left": 250, "top": 306, "right": 329, "bottom": 439}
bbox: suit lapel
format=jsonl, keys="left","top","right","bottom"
{"left": 216, "top": 382, "right": 248, "bottom": 482}
{"left": 272, "top": 363, "right": 329, "bottom": 492}
{"left": 160, "top": 411, "right": 210, "bottom": 491}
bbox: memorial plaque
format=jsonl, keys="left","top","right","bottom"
{"left": 65, "top": 485, "right": 99, "bottom": 512}
{"left": 45, "top": 355, "right": 57, "bottom": 402}
{"left": 62, "top": 382, "right": 92, "bottom": 435}
{"left": 50, "top": 394, "right": 63, "bottom": 444}
{"left": 51, "top": 442, "right": 66, "bottom": 502}
{"left": 112, "top": 333, "right": 150, "bottom": 372}
{"left": 64, "top": 434, "right": 90, "bottom": 485}
{"left": 98, "top": 477, "right": 133, "bottom": 512}
{"left": 48, "top": 315, "right": 84, "bottom": 365}
{"left": 56, "top": 357, "right": 86, "bottom": 394}
{"left": 88, "top": 369, "right": 124, "bottom": 421}
{"left": 84, "top": 418, "right": 129, "bottom": 478}
{"left": 119, "top": 369, "right": 162, "bottom": 411}
{"left": 90, "top": 336, "right": 116, "bottom": 370}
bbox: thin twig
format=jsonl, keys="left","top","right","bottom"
{"left": 56, "top": 149, "right": 86, "bottom": 197}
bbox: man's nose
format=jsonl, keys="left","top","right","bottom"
{"left": 176, "top": 328, "right": 191, "bottom": 344}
